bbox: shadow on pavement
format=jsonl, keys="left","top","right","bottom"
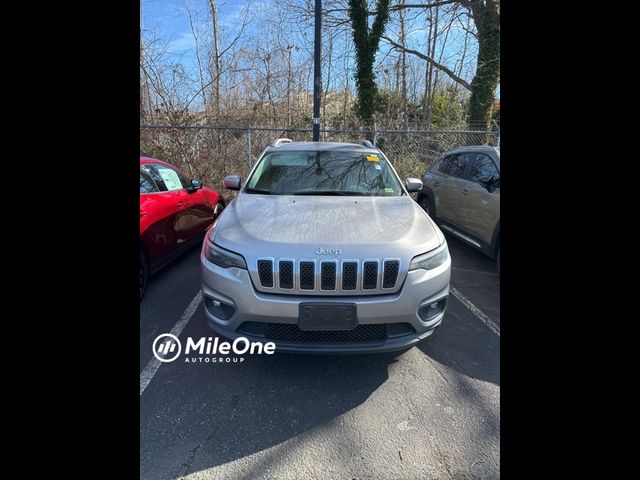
{"left": 141, "top": 348, "right": 397, "bottom": 479}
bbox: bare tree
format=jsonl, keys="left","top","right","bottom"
{"left": 140, "top": 0, "right": 497, "bottom": 130}
{"left": 422, "top": 3, "right": 439, "bottom": 124}
{"left": 381, "top": 0, "right": 499, "bottom": 128}
{"left": 208, "top": 0, "right": 221, "bottom": 116}
{"left": 184, "top": 0, "right": 208, "bottom": 109}
{"left": 322, "top": 33, "right": 334, "bottom": 130}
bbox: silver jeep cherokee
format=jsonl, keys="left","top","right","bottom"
{"left": 200, "top": 140, "right": 451, "bottom": 353}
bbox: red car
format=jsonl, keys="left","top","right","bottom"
{"left": 140, "top": 156, "right": 225, "bottom": 299}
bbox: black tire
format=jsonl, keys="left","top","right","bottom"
{"left": 497, "top": 247, "right": 500, "bottom": 275}
{"left": 419, "top": 196, "right": 434, "bottom": 218}
{"left": 214, "top": 202, "right": 224, "bottom": 219}
{"left": 140, "top": 250, "right": 149, "bottom": 301}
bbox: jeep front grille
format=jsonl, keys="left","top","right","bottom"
{"left": 253, "top": 258, "right": 403, "bottom": 295}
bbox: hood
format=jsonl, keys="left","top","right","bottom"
{"left": 212, "top": 193, "right": 443, "bottom": 262}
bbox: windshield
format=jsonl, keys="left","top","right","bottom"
{"left": 244, "top": 150, "right": 404, "bottom": 196}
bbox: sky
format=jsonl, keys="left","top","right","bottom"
{"left": 141, "top": 0, "right": 250, "bottom": 68}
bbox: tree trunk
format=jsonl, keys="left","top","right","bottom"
{"left": 447, "top": 14, "right": 470, "bottom": 119}
{"left": 342, "top": 44, "right": 351, "bottom": 125}
{"left": 208, "top": 0, "right": 221, "bottom": 117}
{"left": 422, "top": 7, "right": 438, "bottom": 125}
{"left": 398, "top": 0, "right": 407, "bottom": 121}
{"left": 467, "top": 0, "right": 500, "bottom": 129}
{"left": 348, "top": 0, "right": 391, "bottom": 127}
{"left": 286, "top": 46, "right": 293, "bottom": 127}
{"left": 186, "top": 1, "right": 207, "bottom": 111}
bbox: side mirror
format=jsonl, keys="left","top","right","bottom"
{"left": 223, "top": 175, "right": 242, "bottom": 191}
{"left": 189, "top": 179, "right": 203, "bottom": 191}
{"left": 404, "top": 177, "right": 423, "bottom": 193}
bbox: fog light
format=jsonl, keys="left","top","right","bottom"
{"left": 418, "top": 298, "right": 447, "bottom": 322}
{"left": 204, "top": 296, "right": 235, "bottom": 320}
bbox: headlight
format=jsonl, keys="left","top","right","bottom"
{"left": 409, "top": 243, "right": 449, "bottom": 271}
{"left": 204, "top": 241, "right": 247, "bottom": 270}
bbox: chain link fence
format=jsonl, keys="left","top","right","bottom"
{"left": 140, "top": 125, "right": 499, "bottom": 191}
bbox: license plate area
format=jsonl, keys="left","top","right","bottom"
{"left": 298, "top": 303, "right": 358, "bottom": 331}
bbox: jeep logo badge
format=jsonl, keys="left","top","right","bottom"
{"left": 315, "top": 247, "right": 342, "bottom": 255}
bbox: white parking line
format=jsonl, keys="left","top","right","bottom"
{"left": 450, "top": 286, "right": 500, "bottom": 337}
{"left": 140, "top": 291, "right": 203, "bottom": 396}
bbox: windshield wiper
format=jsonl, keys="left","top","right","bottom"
{"left": 289, "top": 190, "right": 369, "bottom": 196}
{"left": 244, "top": 187, "right": 275, "bottom": 194}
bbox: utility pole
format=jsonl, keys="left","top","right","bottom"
{"left": 312, "top": 0, "right": 322, "bottom": 141}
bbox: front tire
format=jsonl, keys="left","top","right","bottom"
{"left": 419, "top": 196, "right": 434, "bottom": 218}
{"left": 214, "top": 202, "right": 224, "bottom": 219}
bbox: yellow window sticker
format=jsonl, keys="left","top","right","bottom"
{"left": 157, "top": 167, "right": 183, "bottom": 191}
{"left": 366, "top": 155, "right": 380, "bottom": 162}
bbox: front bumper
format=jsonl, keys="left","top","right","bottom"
{"left": 200, "top": 252, "right": 451, "bottom": 353}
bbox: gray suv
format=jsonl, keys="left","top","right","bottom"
{"left": 200, "top": 140, "right": 451, "bottom": 353}
{"left": 417, "top": 145, "right": 500, "bottom": 271}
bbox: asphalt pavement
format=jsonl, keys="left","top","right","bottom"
{"left": 140, "top": 234, "right": 500, "bottom": 479}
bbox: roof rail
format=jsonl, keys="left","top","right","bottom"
{"left": 270, "top": 138, "right": 293, "bottom": 147}
{"left": 361, "top": 140, "right": 374, "bottom": 148}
